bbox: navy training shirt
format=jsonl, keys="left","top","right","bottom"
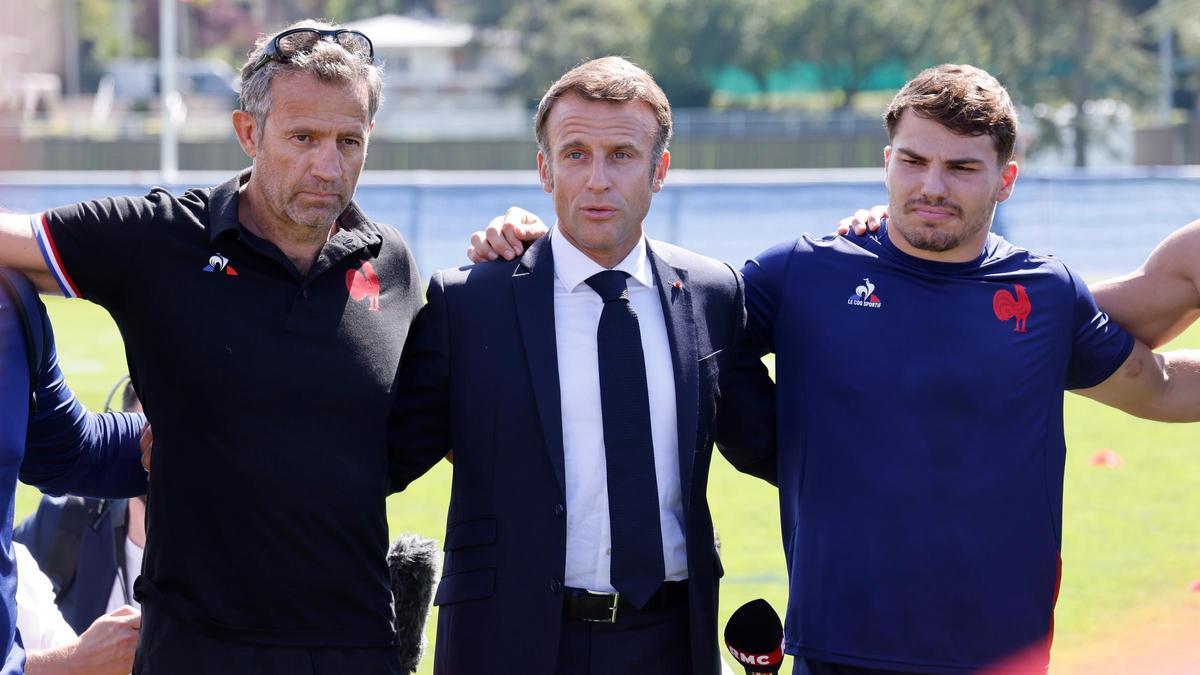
{"left": 742, "top": 226, "right": 1133, "bottom": 673}
{"left": 33, "top": 171, "right": 423, "bottom": 647}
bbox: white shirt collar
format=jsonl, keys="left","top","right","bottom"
{"left": 550, "top": 225, "right": 653, "bottom": 293}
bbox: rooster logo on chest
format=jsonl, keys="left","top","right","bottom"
{"left": 993, "top": 284, "right": 1031, "bottom": 332}
{"left": 346, "top": 261, "right": 382, "bottom": 312}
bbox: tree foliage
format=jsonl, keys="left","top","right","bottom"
{"left": 500, "top": 0, "right": 652, "bottom": 106}
{"left": 71, "top": 0, "right": 1178, "bottom": 164}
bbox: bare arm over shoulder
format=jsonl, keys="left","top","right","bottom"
{"left": 1091, "top": 220, "right": 1200, "bottom": 348}
{"left": 1074, "top": 340, "right": 1200, "bottom": 422}
{"left": 0, "top": 212, "right": 58, "bottom": 293}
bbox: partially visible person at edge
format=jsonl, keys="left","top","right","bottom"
{"left": 0, "top": 264, "right": 146, "bottom": 673}
{"left": 0, "top": 20, "right": 424, "bottom": 674}
{"left": 18, "top": 378, "right": 148, "bottom": 644}
{"left": 467, "top": 64, "right": 1200, "bottom": 674}
{"left": 15, "top": 540, "right": 140, "bottom": 675}
{"left": 387, "top": 57, "right": 774, "bottom": 674}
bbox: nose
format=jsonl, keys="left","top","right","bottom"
{"left": 309, "top": 139, "right": 341, "bottom": 183}
{"left": 584, "top": 156, "right": 611, "bottom": 192}
{"left": 920, "top": 166, "right": 948, "bottom": 200}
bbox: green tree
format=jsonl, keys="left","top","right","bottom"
{"left": 949, "top": 0, "right": 1157, "bottom": 166}
{"left": 450, "top": 0, "right": 525, "bottom": 26}
{"left": 639, "top": 0, "right": 747, "bottom": 107}
{"left": 789, "top": 0, "right": 947, "bottom": 110}
{"left": 728, "top": 0, "right": 976, "bottom": 109}
{"left": 502, "top": 0, "right": 651, "bottom": 106}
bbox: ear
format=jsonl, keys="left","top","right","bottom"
{"left": 537, "top": 150, "right": 552, "bottom": 194}
{"left": 232, "top": 110, "right": 259, "bottom": 158}
{"left": 883, "top": 145, "right": 893, "bottom": 172}
{"left": 651, "top": 150, "right": 671, "bottom": 194}
{"left": 995, "top": 160, "right": 1019, "bottom": 203}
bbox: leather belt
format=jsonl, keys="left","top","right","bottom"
{"left": 562, "top": 580, "right": 689, "bottom": 623}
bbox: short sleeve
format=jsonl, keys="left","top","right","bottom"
{"left": 36, "top": 194, "right": 158, "bottom": 309}
{"left": 1065, "top": 266, "right": 1134, "bottom": 390}
{"left": 740, "top": 239, "right": 799, "bottom": 356}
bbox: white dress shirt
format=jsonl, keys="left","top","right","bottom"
{"left": 551, "top": 227, "right": 687, "bottom": 592}
{"left": 14, "top": 542, "right": 77, "bottom": 651}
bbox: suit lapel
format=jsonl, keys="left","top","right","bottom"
{"left": 513, "top": 237, "right": 567, "bottom": 498}
{"left": 647, "top": 241, "right": 699, "bottom": 515}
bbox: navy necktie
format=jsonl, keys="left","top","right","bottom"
{"left": 585, "top": 270, "right": 665, "bottom": 608}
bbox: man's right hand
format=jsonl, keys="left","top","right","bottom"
{"left": 69, "top": 605, "right": 140, "bottom": 674}
{"left": 27, "top": 605, "right": 140, "bottom": 675}
{"left": 467, "top": 207, "right": 548, "bottom": 263}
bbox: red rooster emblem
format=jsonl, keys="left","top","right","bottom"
{"left": 346, "top": 261, "right": 382, "bottom": 312}
{"left": 992, "top": 283, "right": 1031, "bottom": 332}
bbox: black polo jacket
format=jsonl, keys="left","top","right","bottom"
{"left": 39, "top": 171, "right": 423, "bottom": 647}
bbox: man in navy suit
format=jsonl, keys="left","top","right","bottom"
{"left": 15, "top": 496, "right": 141, "bottom": 635}
{"left": 388, "top": 57, "right": 774, "bottom": 675}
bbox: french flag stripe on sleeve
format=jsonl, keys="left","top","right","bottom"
{"left": 32, "top": 213, "right": 81, "bottom": 299}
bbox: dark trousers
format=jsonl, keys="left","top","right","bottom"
{"left": 133, "top": 600, "right": 403, "bottom": 675}
{"left": 555, "top": 600, "right": 694, "bottom": 675}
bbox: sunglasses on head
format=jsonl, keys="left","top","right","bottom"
{"left": 250, "top": 27, "right": 374, "bottom": 73}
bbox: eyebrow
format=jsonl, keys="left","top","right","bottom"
{"left": 283, "top": 125, "right": 365, "bottom": 137}
{"left": 555, "top": 139, "right": 640, "bottom": 155}
{"left": 895, "top": 147, "right": 985, "bottom": 166}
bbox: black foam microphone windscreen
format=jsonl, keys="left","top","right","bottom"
{"left": 724, "top": 598, "right": 784, "bottom": 675}
{"left": 388, "top": 534, "right": 441, "bottom": 674}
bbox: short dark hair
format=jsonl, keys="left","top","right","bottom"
{"left": 534, "top": 56, "right": 672, "bottom": 164}
{"left": 885, "top": 64, "right": 1018, "bottom": 165}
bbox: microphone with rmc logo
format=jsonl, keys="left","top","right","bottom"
{"left": 724, "top": 598, "right": 784, "bottom": 675}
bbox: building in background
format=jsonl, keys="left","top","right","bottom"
{"left": 343, "top": 13, "right": 525, "bottom": 139}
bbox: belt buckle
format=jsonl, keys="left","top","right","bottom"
{"left": 585, "top": 590, "right": 619, "bottom": 623}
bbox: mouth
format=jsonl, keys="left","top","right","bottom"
{"left": 298, "top": 191, "right": 342, "bottom": 203}
{"left": 907, "top": 204, "right": 959, "bottom": 222}
{"left": 580, "top": 205, "right": 617, "bottom": 220}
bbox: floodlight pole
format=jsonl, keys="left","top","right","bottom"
{"left": 1158, "top": 0, "right": 1173, "bottom": 124}
{"left": 63, "top": 0, "right": 80, "bottom": 95}
{"left": 159, "top": 0, "right": 179, "bottom": 184}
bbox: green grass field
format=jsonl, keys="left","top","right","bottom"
{"left": 25, "top": 296, "right": 1200, "bottom": 673}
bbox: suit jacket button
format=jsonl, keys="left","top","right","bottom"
{"left": 550, "top": 579, "right": 563, "bottom": 593}
{"left": 553, "top": 503, "right": 565, "bottom": 517}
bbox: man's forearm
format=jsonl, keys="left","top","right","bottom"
{"left": 714, "top": 346, "right": 778, "bottom": 486}
{"left": 27, "top": 606, "right": 140, "bottom": 675}
{"left": 1157, "top": 349, "right": 1200, "bottom": 422}
{"left": 1078, "top": 343, "right": 1200, "bottom": 423}
{"left": 25, "top": 644, "right": 79, "bottom": 675}
{"left": 22, "top": 408, "right": 148, "bottom": 499}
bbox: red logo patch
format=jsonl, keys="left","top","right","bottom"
{"left": 993, "top": 283, "right": 1031, "bottom": 332}
{"left": 346, "top": 260, "right": 382, "bottom": 312}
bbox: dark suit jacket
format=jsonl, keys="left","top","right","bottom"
{"left": 389, "top": 236, "right": 775, "bottom": 675}
{"left": 15, "top": 496, "right": 131, "bottom": 635}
